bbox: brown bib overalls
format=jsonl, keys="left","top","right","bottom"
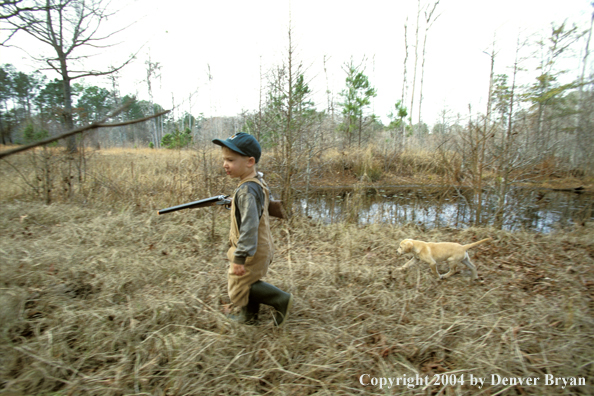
{"left": 227, "top": 177, "right": 275, "bottom": 307}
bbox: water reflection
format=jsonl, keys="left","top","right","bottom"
{"left": 294, "top": 186, "right": 593, "bottom": 233}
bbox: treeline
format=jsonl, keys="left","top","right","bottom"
{"left": 234, "top": 21, "right": 594, "bottom": 220}
{"left": 1, "top": 20, "right": 594, "bottom": 179}
{"left": 238, "top": 22, "right": 594, "bottom": 171}
{"left": 0, "top": 64, "right": 202, "bottom": 149}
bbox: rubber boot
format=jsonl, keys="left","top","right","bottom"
{"left": 249, "top": 281, "right": 293, "bottom": 327}
{"left": 227, "top": 306, "right": 248, "bottom": 323}
{"left": 227, "top": 300, "right": 259, "bottom": 325}
{"left": 245, "top": 299, "right": 260, "bottom": 325}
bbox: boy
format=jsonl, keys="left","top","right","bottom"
{"left": 212, "top": 132, "right": 293, "bottom": 327}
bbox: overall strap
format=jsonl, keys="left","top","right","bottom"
{"left": 236, "top": 176, "right": 267, "bottom": 190}
{"left": 234, "top": 176, "right": 270, "bottom": 204}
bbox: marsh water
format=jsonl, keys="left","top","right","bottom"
{"left": 293, "top": 186, "right": 593, "bottom": 233}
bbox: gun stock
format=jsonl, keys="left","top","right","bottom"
{"left": 158, "top": 195, "right": 231, "bottom": 215}
{"left": 268, "top": 200, "right": 286, "bottom": 219}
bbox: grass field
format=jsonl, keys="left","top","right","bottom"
{"left": 1, "top": 147, "right": 593, "bottom": 395}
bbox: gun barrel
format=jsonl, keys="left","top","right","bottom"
{"left": 158, "top": 195, "right": 230, "bottom": 215}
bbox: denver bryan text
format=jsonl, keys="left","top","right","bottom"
{"left": 490, "top": 374, "right": 586, "bottom": 389}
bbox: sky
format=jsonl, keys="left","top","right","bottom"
{"left": 1, "top": 0, "right": 593, "bottom": 126}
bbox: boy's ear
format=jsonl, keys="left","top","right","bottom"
{"left": 247, "top": 157, "right": 256, "bottom": 167}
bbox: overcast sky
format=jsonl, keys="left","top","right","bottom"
{"left": 1, "top": 0, "right": 593, "bottom": 126}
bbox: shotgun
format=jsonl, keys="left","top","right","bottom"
{"left": 158, "top": 195, "right": 231, "bottom": 215}
{"left": 158, "top": 194, "right": 286, "bottom": 219}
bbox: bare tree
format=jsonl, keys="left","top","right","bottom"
{"left": 0, "top": 0, "right": 46, "bottom": 22}
{"left": 470, "top": 41, "right": 497, "bottom": 225}
{"left": 493, "top": 37, "right": 524, "bottom": 228}
{"left": 262, "top": 23, "right": 317, "bottom": 217}
{"left": 146, "top": 54, "right": 162, "bottom": 148}
{"left": 257, "top": 55, "right": 263, "bottom": 141}
{"left": 438, "top": 44, "right": 498, "bottom": 227}
{"left": 576, "top": 4, "right": 594, "bottom": 168}
{"left": 323, "top": 54, "right": 334, "bottom": 122}
{"left": 2, "top": 0, "right": 135, "bottom": 152}
{"left": 401, "top": 18, "right": 409, "bottom": 148}
{"left": 401, "top": 18, "right": 409, "bottom": 112}
{"left": 418, "top": 0, "right": 440, "bottom": 124}
{"left": 409, "top": 0, "right": 421, "bottom": 127}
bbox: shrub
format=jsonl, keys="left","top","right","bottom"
{"left": 161, "top": 128, "right": 192, "bottom": 149}
{"left": 353, "top": 147, "right": 383, "bottom": 182}
{"left": 22, "top": 124, "right": 50, "bottom": 144}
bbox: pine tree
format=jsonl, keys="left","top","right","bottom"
{"left": 338, "top": 59, "right": 377, "bottom": 147}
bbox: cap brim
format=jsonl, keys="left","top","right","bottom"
{"left": 212, "top": 138, "right": 248, "bottom": 156}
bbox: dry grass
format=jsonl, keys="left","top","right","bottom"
{"left": 1, "top": 148, "right": 594, "bottom": 395}
{"left": 0, "top": 147, "right": 235, "bottom": 211}
{"left": 304, "top": 146, "right": 463, "bottom": 187}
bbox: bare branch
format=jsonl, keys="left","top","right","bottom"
{"left": 0, "top": 105, "right": 171, "bottom": 159}
{"left": 0, "top": 0, "right": 47, "bottom": 20}
{"left": 68, "top": 51, "right": 137, "bottom": 79}
{"left": 94, "top": 111, "right": 171, "bottom": 128}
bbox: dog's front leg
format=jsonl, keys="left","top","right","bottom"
{"left": 397, "top": 257, "right": 417, "bottom": 271}
{"left": 427, "top": 259, "right": 442, "bottom": 279}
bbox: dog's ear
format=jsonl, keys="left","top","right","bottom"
{"left": 406, "top": 240, "right": 413, "bottom": 252}
{"left": 402, "top": 239, "right": 413, "bottom": 252}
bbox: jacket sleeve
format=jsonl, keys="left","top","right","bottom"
{"left": 233, "top": 189, "right": 261, "bottom": 264}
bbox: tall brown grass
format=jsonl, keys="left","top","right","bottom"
{"left": 0, "top": 147, "right": 235, "bottom": 210}
{"left": 1, "top": 147, "right": 593, "bottom": 395}
{"left": 300, "top": 146, "right": 452, "bottom": 188}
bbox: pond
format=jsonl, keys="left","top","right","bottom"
{"left": 292, "top": 186, "right": 593, "bottom": 233}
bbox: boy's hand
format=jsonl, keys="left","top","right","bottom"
{"left": 232, "top": 263, "right": 245, "bottom": 276}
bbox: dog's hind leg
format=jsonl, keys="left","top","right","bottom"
{"left": 428, "top": 259, "right": 442, "bottom": 279}
{"left": 461, "top": 253, "right": 478, "bottom": 281}
{"left": 441, "top": 260, "right": 460, "bottom": 279}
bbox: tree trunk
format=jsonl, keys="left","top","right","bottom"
{"left": 576, "top": 7, "right": 594, "bottom": 167}
{"left": 402, "top": 20, "right": 409, "bottom": 149}
{"left": 418, "top": 31, "right": 427, "bottom": 126}
{"left": 358, "top": 114, "right": 362, "bottom": 147}
{"left": 418, "top": 1, "right": 440, "bottom": 124}
{"left": 258, "top": 56, "right": 263, "bottom": 142}
{"left": 283, "top": 26, "right": 294, "bottom": 217}
{"left": 60, "top": 58, "right": 76, "bottom": 153}
{"left": 409, "top": 0, "right": 421, "bottom": 127}
{"left": 495, "top": 39, "right": 519, "bottom": 229}
{"left": 476, "top": 44, "right": 495, "bottom": 225}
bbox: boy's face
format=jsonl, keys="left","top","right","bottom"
{"left": 221, "top": 147, "right": 255, "bottom": 180}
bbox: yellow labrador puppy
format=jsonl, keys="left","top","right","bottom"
{"left": 396, "top": 238, "right": 492, "bottom": 282}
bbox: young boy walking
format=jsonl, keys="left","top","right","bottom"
{"left": 212, "top": 132, "right": 293, "bottom": 327}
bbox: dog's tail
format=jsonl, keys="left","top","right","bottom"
{"left": 462, "top": 237, "right": 492, "bottom": 250}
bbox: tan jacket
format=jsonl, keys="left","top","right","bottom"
{"left": 227, "top": 176, "right": 274, "bottom": 307}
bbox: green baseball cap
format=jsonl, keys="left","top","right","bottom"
{"left": 212, "top": 132, "right": 261, "bottom": 163}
